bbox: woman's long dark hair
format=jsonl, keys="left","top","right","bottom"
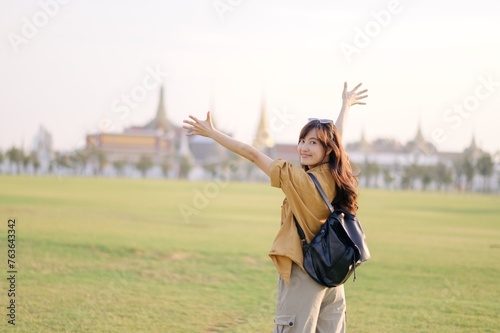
{"left": 299, "top": 120, "right": 359, "bottom": 213}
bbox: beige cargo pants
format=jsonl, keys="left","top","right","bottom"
{"left": 273, "top": 264, "right": 346, "bottom": 333}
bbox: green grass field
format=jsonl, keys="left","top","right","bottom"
{"left": 1, "top": 175, "right": 499, "bottom": 333}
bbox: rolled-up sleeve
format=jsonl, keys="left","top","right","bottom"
{"left": 270, "top": 159, "right": 316, "bottom": 198}
{"left": 270, "top": 159, "right": 336, "bottom": 236}
{"left": 270, "top": 159, "right": 288, "bottom": 189}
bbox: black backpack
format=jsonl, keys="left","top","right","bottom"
{"left": 293, "top": 173, "right": 371, "bottom": 287}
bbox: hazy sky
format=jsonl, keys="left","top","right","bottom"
{"left": 1, "top": 0, "right": 500, "bottom": 154}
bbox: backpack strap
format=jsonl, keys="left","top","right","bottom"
{"left": 293, "top": 215, "right": 307, "bottom": 244}
{"left": 293, "top": 173, "right": 335, "bottom": 244}
{"left": 307, "top": 173, "right": 334, "bottom": 214}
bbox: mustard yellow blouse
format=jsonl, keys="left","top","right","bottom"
{"left": 269, "top": 159, "right": 337, "bottom": 284}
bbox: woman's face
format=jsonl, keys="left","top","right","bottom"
{"left": 297, "top": 128, "right": 330, "bottom": 167}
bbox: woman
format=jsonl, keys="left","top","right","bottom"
{"left": 183, "top": 82, "right": 367, "bottom": 332}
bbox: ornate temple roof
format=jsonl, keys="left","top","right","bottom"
{"left": 142, "top": 86, "right": 171, "bottom": 132}
{"left": 404, "top": 123, "right": 436, "bottom": 155}
{"left": 346, "top": 129, "right": 373, "bottom": 153}
{"left": 252, "top": 93, "right": 275, "bottom": 151}
{"left": 463, "top": 134, "right": 483, "bottom": 160}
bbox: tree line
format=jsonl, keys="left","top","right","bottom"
{"left": 0, "top": 146, "right": 188, "bottom": 179}
{"left": 0, "top": 146, "right": 497, "bottom": 192}
{"left": 356, "top": 152, "right": 496, "bottom": 192}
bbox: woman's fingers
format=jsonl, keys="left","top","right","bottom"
{"left": 352, "top": 83, "right": 362, "bottom": 92}
{"left": 183, "top": 115, "right": 202, "bottom": 128}
{"left": 183, "top": 113, "right": 212, "bottom": 136}
{"left": 189, "top": 115, "right": 200, "bottom": 122}
{"left": 346, "top": 83, "right": 368, "bottom": 105}
{"left": 182, "top": 116, "right": 198, "bottom": 135}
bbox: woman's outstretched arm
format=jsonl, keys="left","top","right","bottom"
{"left": 183, "top": 111, "right": 273, "bottom": 177}
{"left": 335, "top": 82, "right": 368, "bottom": 138}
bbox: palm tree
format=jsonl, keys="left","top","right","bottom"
{"left": 419, "top": 166, "right": 433, "bottom": 191}
{"left": 382, "top": 168, "right": 395, "bottom": 189}
{"left": 22, "top": 154, "right": 31, "bottom": 173}
{"left": 178, "top": 155, "right": 194, "bottom": 179}
{"left": 202, "top": 161, "right": 218, "bottom": 178}
{"left": 453, "top": 159, "right": 465, "bottom": 191}
{"left": 6, "top": 147, "right": 24, "bottom": 174}
{"left": 476, "top": 153, "right": 494, "bottom": 192}
{"left": 435, "top": 162, "right": 453, "bottom": 191}
{"left": 160, "top": 157, "right": 172, "bottom": 178}
{"left": 0, "top": 150, "right": 4, "bottom": 173}
{"left": 92, "top": 150, "right": 108, "bottom": 175}
{"left": 462, "top": 157, "right": 475, "bottom": 192}
{"left": 401, "top": 163, "right": 419, "bottom": 190}
{"left": 497, "top": 171, "right": 500, "bottom": 193}
{"left": 400, "top": 167, "right": 411, "bottom": 190}
{"left": 362, "top": 159, "right": 380, "bottom": 188}
{"left": 74, "top": 148, "right": 92, "bottom": 175}
{"left": 29, "top": 151, "right": 41, "bottom": 175}
{"left": 113, "top": 159, "right": 127, "bottom": 177}
{"left": 136, "top": 155, "right": 153, "bottom": 178}
{"left": 53, "top": 151, "right": 74, "bottom": 177}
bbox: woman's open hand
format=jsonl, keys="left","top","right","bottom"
{"left": 182, "top": 111, "right": 216, "bottom": 138}
{"left": 342, "top": 82, "right": 368, "bottom": 107}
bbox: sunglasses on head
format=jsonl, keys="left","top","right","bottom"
{"left": 308, "top": 118, "right": 333, "bottom": 124}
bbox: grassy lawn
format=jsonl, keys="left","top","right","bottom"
{"left": 0, "top": 175, "right": 499, "bottom": 332}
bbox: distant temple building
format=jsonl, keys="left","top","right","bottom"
{"left": 86, "top": 87, "right": 174, "bottom": 164}
{"left": 86, "top": 86, "right": 194, "bottom": 177}
{"left": 344, "top": 126, "right": 488, "bottom": 189}
{"left": 83, "top": 85, "right": 300, "bottom": 179}
{"left": 81, "top": 85, "right": 495, "bottom": 190}
{"left": 347, "top": 124, "right": 444, "bottom": 167}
